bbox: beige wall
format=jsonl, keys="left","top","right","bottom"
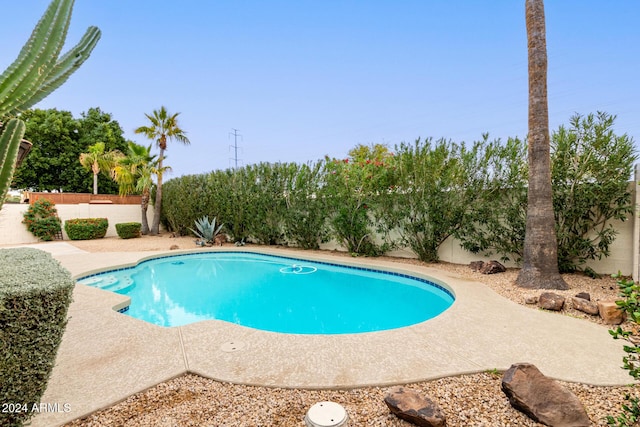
{"left": 321, "top": 220, "right": 634, "bottom": 275}
{"left": 320, "top": 180, "right": 640, "bottom": 277}
{"left": 0, "top": 203, "right": 143, "bottom": 245}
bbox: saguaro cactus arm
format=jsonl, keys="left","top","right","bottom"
{"left": 0, "top": 0, "right": 101, "bottom": 118}
{"left": 24, "top": 26, "right": 101, "bottom": 110}
{"left": 0, "top": 0, "right": 100, "bottom": 211}
{"left": 0, "top": 119, "right": 26, "bottom": 206}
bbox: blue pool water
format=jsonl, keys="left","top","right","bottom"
{"left": 77, "top": 252, "right": 454, "bottom": 334}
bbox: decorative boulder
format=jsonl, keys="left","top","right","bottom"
{"left": 524, "top": 295, "right": 539, "bottom": 305}
{"left": 575, "top": 292, "right": 591, "bottom": 301}
{"left": 469, "top": 261, "right": 485, "bottom": 272}
{"left": 501, "top": 363, "right": 591, "bottom": 427}
{"left": 538, "top": 292, "right": 565, "bottom": 311}
{"left": 571, "top": 297, "right": 599, "bottom": 315}
{"left": 384, "top": 386, "right": 446, "bottom": 427}
{"left": 214, "top": 234, "right": 228, "bottom": 246}
{"left": 597, "top": 301, "right": 625, "bottom": 325}
{"left": 479, "top": 260, "right": 506, "bottom": 275}
{"left": 169, "top": 244, "right": 180, "bottom": 250}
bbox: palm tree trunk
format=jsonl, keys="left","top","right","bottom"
{"left": 140, "top": 191, "right": 150, "bottom": 235}
{"left": 150, "top": 149, "right": 164, "bottom": 235}
{"left": 516, "top": 0, "right": 567, "bottom": 289}
{"left": 93, "top": 172, "right": 98, "bottom": 195}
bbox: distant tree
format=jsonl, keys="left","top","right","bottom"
{"left": 12, "top": 108, "right": 128, "bottom": 193}
{"left": 79, "top": 142, "right": 122, "bottom": 195}
{"left": 12, "top": 109, "right": 84, "bottom": 191}
{"left": 516, "top": 0, "right": 568, "bottom": 289}
{"left": 113, "top": 142, "right": 164, "bottom": 235}
{"left": 135, "top": 106, "right": 190, "bottom": 235}
{"left": 76, "top": 107, "right": 129, "bottom": 194}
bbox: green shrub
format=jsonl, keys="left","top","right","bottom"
{"left": 281, "top": 161, "right": 329, "bottom": 249}
{"left": 243, "top": 162, "right": 289, "bottom": 245}
{"left": 459, "top": 113, "right": 637, "bottom": 272}
{"left": 115, "top": 222, "right": 141, "bottom": 239}
{"left": 0, "top": 248, "right": 74, "bottom": 427}
{"left": 64, "top": 218, "right": 108, "bottom": 240}
{"left": 22, "top": 199, "right": 62, "bottom": 241}
{"left": 378, "top": 136, "right": 498, "bottom": 262}
{"left": 324, "top": 148, "right": 395, "bottom": 257}
{"left": 162, "top": 173, "right": 215, "bottom": 236}
{"left": 552, "top": 112, "right": 637, "bottom": 272}
{"left": 607, "top": 274, "right": 640, "bottom": 425}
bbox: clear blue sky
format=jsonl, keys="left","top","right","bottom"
{"left": 3, "top": 1, "right": 638, "bottom": 178}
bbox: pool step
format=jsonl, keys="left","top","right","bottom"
{"left": 82, "top": 275, "right": 135, "bottom": 293}
{"left": 101, "top": 276, "right": 135, "bottom": 293}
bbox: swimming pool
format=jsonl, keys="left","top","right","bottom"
{"left": 77, "top": 252, "right": 454, "bottom": 334}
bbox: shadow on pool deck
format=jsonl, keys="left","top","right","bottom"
{"left": 30, "top": 246, "right": 629, "bottom": 427}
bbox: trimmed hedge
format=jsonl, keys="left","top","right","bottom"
{"left": 0, "top": 248, "right": 74, "bottom": 427}
{"left": 64, "top": 218, "right": 108, "bottom": 240}
{"left": 115, "top": 222, "right": 141, "bottom": 239}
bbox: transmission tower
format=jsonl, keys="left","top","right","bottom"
{"left": 229, "top": 128, "right": 243, "bottom": 169}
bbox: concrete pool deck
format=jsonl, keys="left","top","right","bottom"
{"left": 26, "top": 244, "right": 630, "bottom": 427}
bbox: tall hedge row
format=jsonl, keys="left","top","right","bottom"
{"left": 162, "top": 113, "right": 636, "bottom": 272}
{"left": 162, "top": 162, "right": 329, "bottom": 249}
{"left": 0, "top": 248, "right": 74, "bottom": 427}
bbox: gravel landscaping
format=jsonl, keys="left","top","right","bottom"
{"left": 61, "top": 235, "right": 638, "bottom": 426}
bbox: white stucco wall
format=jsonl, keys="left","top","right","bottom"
{"left": 0, "top": 203, "right": 143, "bottom": 245}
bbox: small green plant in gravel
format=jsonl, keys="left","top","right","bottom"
{"left": 607, "top": 273, "right": 640, "bottom": 426}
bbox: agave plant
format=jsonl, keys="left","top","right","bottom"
{"left": 189, "top": 216, "right": 224, "bottom": 246}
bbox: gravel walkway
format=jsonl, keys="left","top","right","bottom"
{"left": 60, "top": 236, "right": 638, "bottom": 426}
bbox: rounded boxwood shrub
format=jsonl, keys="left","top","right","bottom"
{"left": 64, "top": 218, "right": 108, "bottom": 240}
{"left": 0, "top": 248, "right": 74, "bottom": 427}
{"left": 116, "top": 222, "right": 141, "bottom": 239}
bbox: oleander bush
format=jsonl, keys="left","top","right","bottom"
{"left": 161, "top": 173, "right": 214, "bottom": 236}
{"left": 459, "top": 113, "right": 637, "bottom": 272}
{"left": 607, "top": 274, "right": 640, "bottom": 426}
{"left": 0, "top": 248, "right": 74, "bottom": 427}
{"left": 64, "top": 218, "right": 108, "bottom": 240}
{"left": 115, "top": 222, "right": 141, "bottom": 239}
{"left": 377, "top": 136, "right": 502, "bottom": 262}
{"left": 22, "top": 198, "right": 62, "bottom": 241}
{"left": 161, "top": 112, "right": 634, "bottom": 269}
{"left": 281, "top": 161, "right": 329, "bottom": 249}
{"left": 162, "top": 162, "right": 328, "bottom": 247}
{"left": 323, "top": 149, "right": 394, "bottom": 257}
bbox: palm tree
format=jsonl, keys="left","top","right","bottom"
{"left": 134, "top": 106, "right": 190, "bottom": 235}
{"left": 515, "top": 0, "right": 568, "bottom": 289}
{"left": 113, "top": 142, "right": 167, "bottom": 235}
{"left": 79, "top": 142, "right": 122, "bottom": 195}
